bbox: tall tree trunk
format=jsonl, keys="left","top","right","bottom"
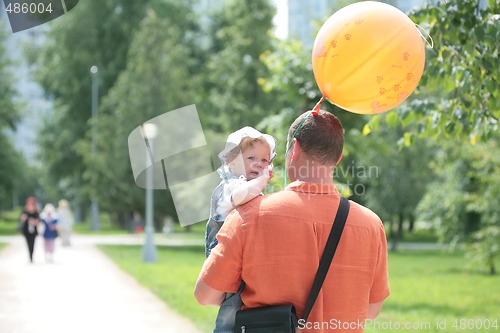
{"left": 391, "top": 213, "right": 405, "bottom": 252}
{"left": 408, "top": 213, "right": 415, "bottom": 233}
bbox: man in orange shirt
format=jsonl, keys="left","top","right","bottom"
{"left": 195, "top": 110, "right": 390, "bottom": 332}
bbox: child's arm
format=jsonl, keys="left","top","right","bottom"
{"left": 231, "top": 168, "right": 271, "bottom": 207}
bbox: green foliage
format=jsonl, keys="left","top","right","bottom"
{"left": 0, "top": 25, "right": 19, "bottom": 129}
{"left": 0, "top": 135, "right": 25, "bottom": 209}
{"left": 0, "top": 208, "right": 22, "bottom": 235}
{"left": 202, "top": 0, "right": 277, "bottom": 132}
{"left": 0, "top": 25, "right": 25, "bottom": 208}
{"left": 258, "top": 39, "right": 321, "bottom": 186}
{"left": 357, "top": 0, "right": 500, "bottom": 259}
{"left": 91, "top": 2, "right": 203, "bottom": 225}
{"left": 26, "top": 0, "right": 282, "bottom": 227}
{"left": 259, "top": 39, "right": 320, "bottom": 113}
{"left": 350, "top": 121, "right": 437, "bottom": 249}
{"left": 466, "top": 226, "right": 500, "bottom": 275}
{"left": 19, "top": 0, "right": 497, "bottom": 258}
{"left": 28, "top": 0, "right": 148, "bottom": 207}
{"left": 362, "top": 1, "right": 499, "bottom": 144}
{"left": 417, "top": 136, "right": 500, "bottom": 274}
{"left": 399, "top": 0, "right": 500, "bottom": 142}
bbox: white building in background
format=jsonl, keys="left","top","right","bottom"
{"left": 285, "top": 0, "right": 329, "bottom": 46}
{"left": 1, "top": 6, "right": 52, "bottom": 164}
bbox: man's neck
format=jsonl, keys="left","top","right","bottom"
{"left": 292, "top": 164, "right": 335, "bottom": 184}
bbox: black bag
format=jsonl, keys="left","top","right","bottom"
{"left": 233, "top": 197, "right": 350, "bottom": 333}
{"left": 234, "top": 305, "right": 298, "bottom": 333}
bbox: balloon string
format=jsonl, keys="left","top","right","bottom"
{"left": 311, "top": 96, "right": 324, "bottom": 115}
{"left": 415, "top": 23, "right": 434, "bottom": 49}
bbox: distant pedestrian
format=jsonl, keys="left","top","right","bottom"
{"left": 19, "top": 196, "right": 40, "bottom": 263}
{"left": 40, "top": 203, "right": 59, "bottom": 262}
{"left": 162, "top": 216, "right": 174, "bottom": 235}
{"left": 57, "top": 199, "right": 74, "bottom": 246}
{"left": 132, "top": 211, "right": 144, "bottom": 234}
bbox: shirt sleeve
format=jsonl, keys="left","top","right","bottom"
{"left": 369, "top": 221, "right": 391, "bottom": 303}
{"left": 198, "top": 209, "right": 245, "bottom": 293}
{"left": 215, "top": 178, "right": 246, "bottom": 219}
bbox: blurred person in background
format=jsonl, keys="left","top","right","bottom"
{"left": 40, "top": 204, "right": 59, "bottom": 262}
{"left": 57, "top": 199, "right": 74, "bottom": 246}
{"left": 19, "top": 196, "right": 40, "bottom": 263}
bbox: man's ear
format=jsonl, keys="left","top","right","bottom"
{"left": 290, "top": 138, "right": 301, "bottom": 161}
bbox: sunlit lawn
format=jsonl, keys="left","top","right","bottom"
{"left": 99, "top": 245, "right": 499, "bottom": 333}
{"left": 366, "top": 250, "right": 500, "bottom": 332}
{"left": 72, "top": 215, "right": 207, "bottom": 238}
{"left": 0, "top": 209, "right": 21, "bottom": 235}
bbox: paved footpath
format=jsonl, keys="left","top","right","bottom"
{"left": 0, "top": 235, "right": 201, "bottom": 333}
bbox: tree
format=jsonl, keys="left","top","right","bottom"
{"left": 373, "top": 0, "right": 500, "bottom": 142}
{"left": 403, "top": 0, "right": 500, "bottom": 273}
{"left": 201, "top": 0, "right": 277, "bottom": 133}
{"left": 89, "top": 2, "right": 204, "bottom": 227}
{"left": 27, "top": 0, "right": 148, "bottom": 216}
{"left": 0, "top": 24, "right": 24, "bottom": 210}
{"left": 353, "top": 119, "right": 437, "bottom": 251}
{"left": 353, "top": 0, "right": 499, "bottom": 259}
{"left": 417, "top": 135, "right": 500, "bottom": 274}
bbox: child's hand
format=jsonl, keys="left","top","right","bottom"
{"left": 259, "top": 168, "right": 272, "bottom": 182}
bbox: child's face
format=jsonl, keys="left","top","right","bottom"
{"left": 230, "top": 141, "right": 270, "bottom": 180}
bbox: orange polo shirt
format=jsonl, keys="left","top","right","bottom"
{"left": 199, "top": 181, "right": 390, "bottom": 332}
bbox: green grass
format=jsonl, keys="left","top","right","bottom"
{"left": 72, "top": 213, "right": 129, "bottom": 235}
{"left": 0, "top": 209, "right": 22, "bottom": 235}
{"left": 399, "top": 228, "right": 439, "bottom": 243}
{"left": 73, "top": 215, "right": 207, "bottom": 237}
{"left": 100, "top": 245, "right": 500, "bottom": 333}
{"left": 365, "top": 250, "right": 500, "bottom": 333}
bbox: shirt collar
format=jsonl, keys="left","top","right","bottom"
{"left": 285, "top": 181, "right": 340, "bottom": 195}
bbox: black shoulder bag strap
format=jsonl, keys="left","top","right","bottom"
{"left": 301, "top": 196, "right": 350, "bottom": 323}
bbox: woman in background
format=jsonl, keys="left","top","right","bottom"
{"left": 19, "top": 197, "right": 40, "bottom": 263}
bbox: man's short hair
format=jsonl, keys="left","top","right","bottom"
{"left": 288, "top": 110, "right": 344, "bottom": 165}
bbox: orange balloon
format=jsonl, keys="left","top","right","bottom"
{"left": 312, "top": 1, "right": 425, "bottom": 114}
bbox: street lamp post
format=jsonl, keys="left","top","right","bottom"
{"left": 90, "top": 65, "right": 100, "bottom": 231}
{"left": 142, "top": 123, "right": 157, "bottom": 263}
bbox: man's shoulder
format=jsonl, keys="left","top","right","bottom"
{"left": 348, "top": 200, "right": 384, "bottom": 228}
{"left": 254, "top": 189, "right": 294, "bottom": 206}
{"left": 235, "top": 190, "right": 290, "bottom": 216}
